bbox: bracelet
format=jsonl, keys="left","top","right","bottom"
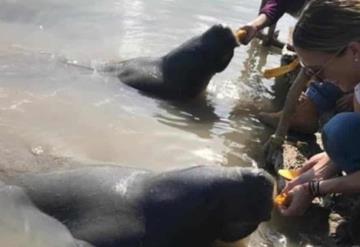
{"left": 308, "top": 180, "right": 322, "bottom": 197}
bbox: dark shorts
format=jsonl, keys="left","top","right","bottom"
{"left": 305, "top": 81, "right": 343, "bottom": 115}
{"left": 323, "top": 112, "right": 360, "bottom": 173}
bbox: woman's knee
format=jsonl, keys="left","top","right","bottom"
{"left": 322, "top": 112, "right": 360, "bottom": 173}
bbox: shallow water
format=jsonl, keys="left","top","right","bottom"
{"left": 0, "top": 0, "right": 326, "bottom": 246}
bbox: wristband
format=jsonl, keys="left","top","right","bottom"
{"left": 308, "top": 180, "right": 322, "bottom": 197}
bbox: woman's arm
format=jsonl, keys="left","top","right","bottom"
{"left": 248, "top": 13, "right": 270, "bottom": 31}
{"left": 259, "top": 0, "right": 289, "bottom": 26}
{"left": 238, "top": 0, "right": 288, "bottom": 44}
{"left": 320, "top": 171, "right": 360, "bottom": 195}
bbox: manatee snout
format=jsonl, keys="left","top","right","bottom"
{"left": 200, "top": 24, "right": 239, "bottom": 72}
{"left": 216, "top": 167, "right": 274, "bottom": 242}
{"left": 203, "top": 24, "right": 238, "bottom": 48}
{"left": 241, "top": 168, "right": 275, "bottom": 221}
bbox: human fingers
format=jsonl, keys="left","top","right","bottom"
{"left": 279, "top": 185, "right": 312, "bottom": 216}
{"left": 282, "top": 167, "right": 317, "bottom": 194}
{"left": 298, "top": 152, "right": 326, "bottom": 174}
{"left": 282, "top": 178, "right": 301, "bottom": 194}
{"left": 237, "top": 25, "right": 257, "bottom": 45}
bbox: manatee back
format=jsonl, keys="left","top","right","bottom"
{"left": 9, "top": 166, "right": 152, "bottom": 247}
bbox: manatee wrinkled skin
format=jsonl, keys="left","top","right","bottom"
{"left": 101, "top": 25, "right": 238, "bottom": 99}
{"left": 0, "top": 181, "right": 94, "bottom": 247}
{"left": 6, "top": 165, "right": 274, "bottom": 247}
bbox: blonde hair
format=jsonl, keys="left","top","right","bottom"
{"left": 293, "top": 0, "right": 360, "bottom": 53}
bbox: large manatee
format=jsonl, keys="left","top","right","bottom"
{"left": 101, "top": 25, "right": 239, "bottom": 99}
{"left": 5, "top": 165, "right": 274, "bottom": 247}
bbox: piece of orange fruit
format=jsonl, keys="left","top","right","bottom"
{"left": 274, "top": 193, "right": 289, "bottom": 206}
{"left": 235, "top": 29, "right": 247, "bottom": 42}
{"left": 263, "top": 58, "right": 300, "bottom": 79}
{"left": 278, "top": 169, "right": 299, "bottom": 180}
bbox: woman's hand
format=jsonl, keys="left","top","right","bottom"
{"left": 283, "top": 152, "right": 337, "bottom": 194}
{"left": 278, "top": 153, "right": 338, "bottom": 216}
{"left": 237, "top": 24, "right": 258, "bottom": 45}
{"left": 237, "top": 13, "right": 269, "bottom": 45}
{"left": 279, "top": 183, "right": 314, "bottom": 216}
{"left": 297, "top": 152, "right": 328, "bottom": 174}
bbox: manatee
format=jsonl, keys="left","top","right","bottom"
{"left": 7, "top": 165, "right": 274, "bottom": 247}
{"left": 101, "top": 25, "right": 238, "bottom": 99}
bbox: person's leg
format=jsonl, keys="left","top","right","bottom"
{"left": 322, "top": 112, "right": 360, "bottom": 174}
{"left": 258, "top": 95, "right": 319, "bottom": 134}
{"left": 259, "top": 81, "right": 343, "bottom": 134}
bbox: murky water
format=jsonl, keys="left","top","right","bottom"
{"left": 0, "top": 0, "right": 326, "bottom": 246}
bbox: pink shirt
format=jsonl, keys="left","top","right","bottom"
{"left": 260, "top": 0, "right": 307, "bottom": 25}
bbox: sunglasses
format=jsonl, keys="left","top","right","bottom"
{"left": 299, "top": 46, "right": 346, "bottom": 81}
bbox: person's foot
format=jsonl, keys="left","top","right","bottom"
{"left": 258, "top": 111, "right": 281, "bottom": 129}
{"left": 258, "top": 96, "right": 320, "bottom": 134}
